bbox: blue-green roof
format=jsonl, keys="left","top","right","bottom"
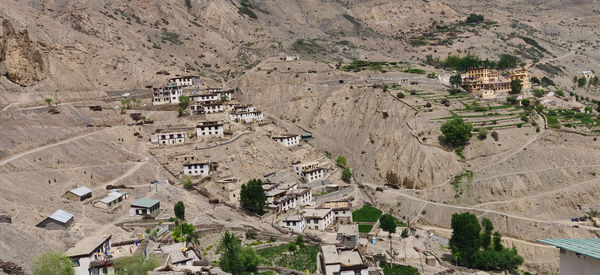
{"left": 131, "top": 198, "right": 160, "bottom": 208}
{"left": 538, "top": 238, "right": 600, "bottom": 260}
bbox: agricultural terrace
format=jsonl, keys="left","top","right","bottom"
{"left": 256, "top": 244, "right": 320, "bottom": 273}
{"left": 353, "top": 204, "right": 383, "bottom": 233}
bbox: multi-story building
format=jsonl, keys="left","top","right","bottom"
{"left": 151, "top": 130, "right": 186, "bottom": 145}
{"left": 196, "top": 121, "right": 224, "bottom": 137}
{"left": 303, "top": 208, "right": 334, "bottom": 230}
{"left": 65, "top": 235, "right": 113, "bottom": 275}
{"left": 273, "top": 134, "right": 300, "bottom": 147}
{"left": 323, "top": 200, "right": 352, "bottom": 220}
{"left": 152, "top": 85, "right": 182, "bottom": 105}
{"left": 168, "top": 75, "right": 201, "bottom": 87}
{"left": 320, "top": 245, "right": 368, "bottom": 275}
{"left": 461, "top": 67, "right": 531, "bottom": 98}
{"left": 282, "top": 215, "right": 305, "bottom": 233}
{"left": 183, "top": 162, "right": 212, "bottom": 176}
{"left": 201, "top": 101, "right": 224, "bottom": 114}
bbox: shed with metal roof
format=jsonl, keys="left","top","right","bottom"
{"left": 36, "top": 209, "right": 74, "bottom": 230}
{"left": 539, "top": 238, "right": 600, "bottom": 275}
{"left": 130, "top": 198, "right": 161, "bottom": 217}
{"left": 62, "top": 186, "right": 92, "bottom": 201}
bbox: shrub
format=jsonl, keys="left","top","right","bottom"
{"left": 448, "top": 88, "right": 462, "bottom": 95}
{"left": 396, "top": 92, "right": 405, "bottom": 99}
{"left": 466, "top": 13, "right": 484, "bottom": 24}
{"left": 521, "top": 98, "right": 530, "bottom": 107}
{"left": 491, "top": 131, "right": 499, "bottom": 141}
{"left": 477, "top": 128, "right": 488, "bottom": 140}
{"left": 33, "top": 252, "right": 75, "bottom": 275}
{"left": 160, "top": 30, "right": 183, "bottom": 45}
{"left": 341, "top": 168, "right": 352, "bottom": 182}
{"left": 335, "top": 155, "right": 347, "bottom": 167}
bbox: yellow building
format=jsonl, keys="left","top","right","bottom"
{"left": 462, "top": 67, "right": 530, "bottom": 97}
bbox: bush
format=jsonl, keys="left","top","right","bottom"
{"left": 341, "top": 168, "right": 352, "bottom": 182}
{"left": 335, "top": 155, "right": 347, "bottom": 167}
{"left": 160, "top": 30, "right": 183, "bottom": 45}
{"left": 477, "top": 128, "right": 488, "bottom": 140}
{"left": 396, "top": 92, "right": 405, "bottom": 99}
{"left": 448, "top": 88, "right": 462, "bottom": 95}
{"left": 441, "top": 118, "right": 473, "bottom": 148}
{"left": 466, "top": 13, "right": 484, "bottom": 24}
{"left": 33, "top": 252, "right": 75, "bottom": 275}
{"left": 381, "top": 263, "right": 419, "bottom": 275}
{"left": 521, "top": 98, "right": 530, "bottom": 107}
{"left": 491, "top": 131, "right": 499, "bottom": 141}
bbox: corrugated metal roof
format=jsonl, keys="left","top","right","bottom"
{"left": 69, "top": 186, "right": 92, "bottom": 197}
{"left": 48, "top": 209, "right": 74, "bottom": 223}
{"left": 131, "top": 198, "right": 160, "bottom": 208}
{"left": 538, "top": 238, "right": 600, "bottom": 260}
{"left": 100, "top": 191, "right": 126, "bottom": 204}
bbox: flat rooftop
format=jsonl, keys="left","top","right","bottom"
{"left": 304, "top": 208, "right": 331, "bottom": 219}
{"left": 539, "top": 238, "right": 600, "bottom": 260}
{"left": 339, "top": 250, "right": 364, "bottom": 266}
{"left": 338, "top": 224, "right": 358, "bottom": 235}
{"left": 321, "top": 245, "right": 339, "bottom": 264}
{"left": 284, "top": 215, "right": 303, "bottom": 222}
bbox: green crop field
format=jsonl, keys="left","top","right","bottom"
{"left": 352, "top": 205, "right": 382, "bottom": 222}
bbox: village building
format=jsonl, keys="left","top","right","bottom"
{"left": 169, "top": 76, "right": 201, "bottom": 87}
{"left": 62, "top": 186, "right": 92, "bottom": 201}
{"left": 303, "top": 208, "right": 334, "bottom": 230}
{"left": 151, "top": 130, "right": 187, "bottom": 146}
{"left": 285, "top": 55, "right": 299, "bottom": 61}
{"left": 191, "top": 93, "right": 219, "bottom": 103}
{"left": 190, "top": 102, "right": 205, "bottom": 115}
{"left": 95, "top": 190, "right": 128, "bottom": 210}
{"left": 152, "top": 86, "right": 183, "bottom": 105}
{"left": 65, "top": 235, "right": 112, "bottom": 275}
{"left": 196, "top": 121, "right": 224, "bottom": 137}
{"left": 200, "top": 101, "right": 225, "bottom": 114}
{"left": 539, "top": 238, "right": 600, "bottom": 275}
{"left": 337, "top": 224, "right": 359, "bottom": 248}
{"left": 461, "top": 67, "right": 531, "bottom": 97}
{"left": 292, "top": 187, "right": 313, "bottom": 206}
{"left": 272, "top": 134, "right": 300, "bottom": 147}
{"left": 152, "top": 243, "right": 201, "bottom": 267}
{"left": 229, "top": 105, "right": 264, "bottom": 123}
{"left": 582, "top": 70, "right": 595, "bottom": 79}
{"left": 293, "top": 161, "right": 319, "bottom": 176}
{"left": 264, "top": 182, "right": 298, "bottom": 211}
{"left": 320, "top": 245, "right": 368, "bottom": 275}
{"left": 323, "top": 200, "right": 352, "bottom": 220}
{"left": 130, "top": 198, "right": 161, "bottom": 217}
{"left": 281, "top": 214, "right": 305, "bottom": 233}
{"left": 300, "top": 166, "right": 328, "bottom": 183}
{"left": 183, "top": 162, "right": 212, "bottom": 176}
{"left": 36, "top": 209, "right": 74, "bottom": 230}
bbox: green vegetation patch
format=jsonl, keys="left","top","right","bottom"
{"left": 381, "top": 263, "right": 420, "bottom": 275}
{"left": 450, "top": 170, "right": 474, "bottom": 195}
{"left": 257, "top": 244, "right": 320, "bottom": 273}
{"left": 238, "top": 0, "right": 258, "bottom": 19}
{"left": 358, "top": 224, "right": 374, "bottom": 233}
{"left": 352, "top": 205, "right": 383, "bottom": 222}
{"left": 160, "top": 30, "right": 182, "bottom": 45}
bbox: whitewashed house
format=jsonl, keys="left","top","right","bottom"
{"left": 303, "top": 208, "right": 334, "bottom": 230}
{"left": 191, "top": 93, "right": 219, "bottom": 103}
{"left": 273, "top": 134, "right": 300, "bottom": 147}
{"left": 183, "top": 162, "right": 211, "bottom": 176}
{"left": 151, "top": 131, "right": 186, "bottom": 145}
{"left": 196, "top": 121, "right": 224, "bottom": 137}
{"left": 169, "top": 76, "right": 201, "bottom": 87}
{"left": 229, "top": 105, "right": 264, "bottom": 123}
{"left": 201, "top": 101, "right": 224, "bottom": 114}
{"left": 294, "top": 161, "right": 328, "bottom": 183}
{"left": 323, "top": 200, "right": 352, "bottom": 220}
{"left": 65, "top": 235, "right": 113, "bottom": 275}
{"left": 282, "top": 215, "right": 305, "bottom": 233}
{"left": 152, "top": 86, "right": 182, "bottom": 105}
{"left": 293, "top": 188, "right": 313, "bottom": 206}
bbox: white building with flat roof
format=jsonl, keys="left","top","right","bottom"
{"left": 151, "top": 131, "right": 186, "bottom": 145}
{"left": 169, "top": 75, "right": 201, "bottom": 87}
{"left": 183, "top": 162, "right": 211, "bottom": 176}
{"left": 282, "top": 215, "right": 305, "bottom": 233}
{"left": 196, "top": 121, "right": 224, "bottom": 137}
{"left": 273, "top": 134, "right": 300, "bottom": 147}
{"left": 303, "top": 208, "right": 333, "bottom": 230}
{"left": 152, "top": 86, "right": 182, "bottom": 105}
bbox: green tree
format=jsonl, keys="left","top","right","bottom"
{"left": 520, "top": 98, "right": 530, "bottom": 108}
{"left": 336, "top": 155, "right": 347, "bottom": 167}
{"left": 497, "top": 54, "right": 519, "bottom": 70}
{"left": 477, "top": 128, "right": 488, "bottom": 140}
{"left": 449, "top": 212, "right": 481, "bottom": 267}
{"left": 578, "top": 77, "right": 587, "bottom": 88}
{"left": 44, "top": 98, "right": 53, "bottom": 106}
{"left": 493, "top": 231, "right": 503, "bottom": 251}
{"left": 240, "top": 179, "right": 266, "bottom": 215}
{"left": 185, "top": 0, "right": 192, "bottom": 9}
{"left": 441, "top": 118, "right": 473, "bottom": 148}
{"left": 535, "top": 104, "right": 544, "bottom": 113}
{"left": 480, "top": 218, "right": 494, "bottom": 250}
{"left": 466, "top": 13, "right": 484, "bottom": 23}
{"left": 585, "top": 106, "right": 593, "bottom": 114}
{"left": 450, "top": 74, "right": 462, "bottom": 87}
{"left": 509, "top": 79, "right": 522, "bottom": 94}
{"left": 174, "top": 201, "right": 185, "bottom": 221}
{"left": 178, "top": 95, "right": 190, "bottom": 110}
{"left": 32, "top": 252, "right": 74, "bottom": 275}
{"left": 530, "top": 77, "right": 540, "bottom": 85}
{"left": 341, "top": 168, "right": 353, "bottom": 183}
{"left": 380, "top": 214, "right": 398, "bottom": 260}
{"left": 114, "top": 253, "right": 159, "bottom": 275}
{"left": 218, "top": 231, "right": 259, "bottom": 274}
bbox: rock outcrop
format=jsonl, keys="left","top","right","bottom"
{"left": 0, "top": 19, "right": 46, "bottom": 87}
